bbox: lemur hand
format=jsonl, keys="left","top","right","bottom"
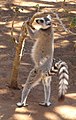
{"left": 25, "top": 19, "right": 30, "bottom": 26}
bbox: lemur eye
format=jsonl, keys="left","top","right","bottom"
{"left": 40, "top": 19, "right": 44, "bottom": 23}
{"left": 36, "top": 19, "right": 39, "bottom": 23}
{"left": 36, "top": 19, "right": 44, "bottom": 24}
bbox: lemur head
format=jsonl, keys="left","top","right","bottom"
{"left": 32, "top": 15, "right": 52, "bottom": 30}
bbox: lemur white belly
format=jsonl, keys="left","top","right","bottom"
{"left": 31, "top": 36, "right": 52, "bottom": 66}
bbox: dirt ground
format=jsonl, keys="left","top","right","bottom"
{"left": 0, "top": 0, "right": 76, "bottom": 120}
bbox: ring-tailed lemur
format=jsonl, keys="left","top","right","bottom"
{"left": 17, "top": 15, "right": 69, "bottom": 107}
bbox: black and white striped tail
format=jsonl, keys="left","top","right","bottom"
{"left": 48, "top": 58, "right": 69, "bottom": 101}
{"left": 52, "top": 59, "right": 69, "bottom": 101}
{"left": 58, "top": 60, "right": 69, "bottom": 101}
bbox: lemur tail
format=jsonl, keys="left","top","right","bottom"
{"left": 45, "top": 58, "right": 69, "bottom": 102}
{"left": 57, "top": 60, "right": 69, "bottom": 101}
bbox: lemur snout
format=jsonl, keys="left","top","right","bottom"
{"left": 46, "top": 21, "right": 51, "bottom": 25}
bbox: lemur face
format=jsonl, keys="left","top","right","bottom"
{"left": 32, "top": 15, "right": 52, "bottom": 30}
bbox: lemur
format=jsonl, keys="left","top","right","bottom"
{"left": 17, "top": 15, "right": 69, "bottom": 107}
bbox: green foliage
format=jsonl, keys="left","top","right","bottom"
{"left": 35, "top": 4, "right": 40, "bottom": 8}
{"left": 70, "top": 17, "right": 76, "bottom": 28}
{"left": 35, "top": 4, "right": 40, "bottom": 12}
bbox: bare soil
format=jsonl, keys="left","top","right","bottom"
{"left": 0, "top": 0, "right": 76, "bottom": 120}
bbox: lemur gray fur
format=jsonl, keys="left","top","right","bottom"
{"left": 17, "top": 15, "right": 69, "bottom": 107}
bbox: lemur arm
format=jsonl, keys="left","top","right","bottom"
{"left": 26, "top": 22, "right": 39, "bottom": 40}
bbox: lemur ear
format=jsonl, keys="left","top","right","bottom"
{"left": 47, "top": 14, "right": 51, "bottom": 20}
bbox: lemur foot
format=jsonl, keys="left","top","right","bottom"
{"left": 16, "top": 102, "right": 28, "bottom": 107}
{"left": 39, "top": 101, "right": 51, "bottom": 107}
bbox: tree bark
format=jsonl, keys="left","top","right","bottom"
{"left": 10, "top": 22, "right": 27, "bottom": 89}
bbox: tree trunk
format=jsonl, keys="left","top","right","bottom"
{"left": 10, "top": 22, "right": 27, "bottom": 89}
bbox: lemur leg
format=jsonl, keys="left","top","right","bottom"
{"left": 39, "top": 76, "right": 52, "bottom": 107}
{"left": 17, "top": 68, "right": 42, "bottom": 107}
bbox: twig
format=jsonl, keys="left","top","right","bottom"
{"left": 11, "top": 7, "right": 20, "bottom": 44}
{"left": 52, "top": 11, "right": 76, "bottom": 35}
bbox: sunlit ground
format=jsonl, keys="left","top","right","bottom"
{"left": 12, "top": 93, "right": 76, "bottom": 120}
{"left": 45, "top": 105, "right": 76, "bottom": 120}
{"left": 14, "top": 108, "right": 34, "bottom": 120}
